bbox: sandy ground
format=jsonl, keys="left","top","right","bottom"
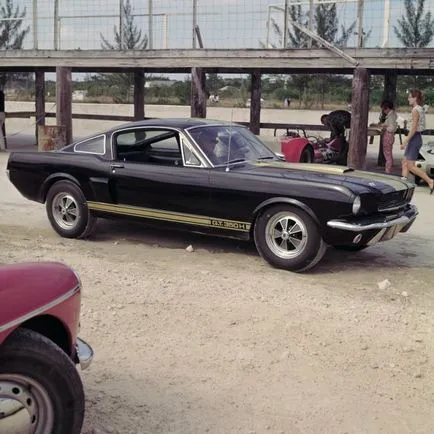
{"left": 1, "top": 105, "right": 434, "bottom": 433}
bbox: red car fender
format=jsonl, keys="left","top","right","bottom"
{"left": 280, "top": 136, "right": 311, "bottom": 163}
{"left": 0, "top": 262, "right": 82, "bottom": 356}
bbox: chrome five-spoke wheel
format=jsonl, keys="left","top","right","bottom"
{"left": 265, "top": 212, "right": 308, "bottom": 259}
{"left": 52, "top": 192, "right": 80, "bottom": 230}
{"left": 253, "top": 204, "right": 326, "bottom": 272}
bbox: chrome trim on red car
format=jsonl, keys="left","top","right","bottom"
{"left": 0, "top": 284, "right": 80, "bottom": 333}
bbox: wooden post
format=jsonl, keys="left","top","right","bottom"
{"left": 348, "top": 67, "right": 370, "bottom": 169}
{"left": 133, "top": 69, "right": 145, "bottom": 120}
{"left": 56, "top": 66, "right": 72, "bottom": 144}
{"left": 250, "top": 70, "right": 261, "bottom": 135}
{"left": 190, "top": 67, "right": 206, "bottom": 118}
{"left": 377, "top": 72, "right": 397, "bottom": 166}
{"left": 35, "top": 70, "right": 45, "bottom": 146}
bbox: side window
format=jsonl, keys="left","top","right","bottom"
{"left": 74, "top": 135, "right": 105, "bottom": 155}
{"left": 114, "top": 128, "right": 183, "bottom": 166}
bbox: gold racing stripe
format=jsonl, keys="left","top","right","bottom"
{"left": 254, "top": 162, "right": 407, "bottom": 191}
{"left": 87, "top": 201, "right": 251, "bottom": 232}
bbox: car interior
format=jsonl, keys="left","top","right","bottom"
{"left": 114, "top": 129, "right": 184, "bottom": 166}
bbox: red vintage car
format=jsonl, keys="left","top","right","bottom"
{"left": 0, "top": 261, "right": 93, "bottom": 434}
{"left": 276, "top": 127, "right": 349, "bottom": 165}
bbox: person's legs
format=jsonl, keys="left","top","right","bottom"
{"left": 0, "top": 112, "right": 5, "bottom": 151}
{"left": 382, "top": 132, "right": 394, "bottom": 174}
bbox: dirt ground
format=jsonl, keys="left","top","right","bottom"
{"left": 1, "top": 112, "right": 434, "bottom": 433}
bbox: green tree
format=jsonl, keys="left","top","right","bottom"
{"left": 394, "top": 0, "right": 434, "bottom": 47}
{"left": 0, "top": 0, "right": 30, "bottom": 87}
{"left": 99, "top": 0, "right": 148, "bottom": 103}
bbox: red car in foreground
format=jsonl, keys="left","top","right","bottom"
{"left": 0, "top": 261, "right": 93, "bottom": 434}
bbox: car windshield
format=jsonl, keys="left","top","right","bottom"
{"left": 188, "top": 125, "right": 277, "bottom": 166}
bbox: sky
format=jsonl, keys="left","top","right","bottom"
{"left": 13, "top": 0, "right": 433, "bottom": 51}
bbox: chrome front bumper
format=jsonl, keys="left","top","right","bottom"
{"left": 76, "top": 337, "right": 94, "bottom": 370}
{"left": 326, "top": 204, "right": 418, "bottom": 232}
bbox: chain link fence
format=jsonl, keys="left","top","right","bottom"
{"left": 2, "top": 1, "right": 432, "bottom": 50}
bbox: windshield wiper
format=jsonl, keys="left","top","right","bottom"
{"left": 257, "top": 156, "right": 276, "bottom": 160}
{"left": 225, "top": 158, "right": 246, "bottom": 164}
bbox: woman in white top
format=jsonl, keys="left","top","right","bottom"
{"left": 401, "top": 88, "right": 433, "bottom": 194}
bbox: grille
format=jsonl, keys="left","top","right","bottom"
{"left": 378, "top": 190, "right": 408, "bottom": 211}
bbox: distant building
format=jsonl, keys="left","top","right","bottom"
{"left": 72, "top": 90, "right": 87, "bottom": 101}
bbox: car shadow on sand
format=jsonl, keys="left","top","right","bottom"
{"left": 89, "top": 218, "right": 259, "bottom": 256}
{"left": 87, "top": 219, "right": 433, "bottom": 273}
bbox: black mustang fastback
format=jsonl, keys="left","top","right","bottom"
{"left": 7, "top": 118, "right": 418, "bottom": 272}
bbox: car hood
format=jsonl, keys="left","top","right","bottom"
{"left": 231, "top": 161, "right": 411, "bottom": 195}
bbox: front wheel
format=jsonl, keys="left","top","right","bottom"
{"left": 46, "top": 180, "right": 96, "bottom": 238}
{"left": 300, "top": 145, "right": 314, "bottom": 163}
{"left": 253, "top": 204, "right": 326, "bottom": 272}
{"left": 0, "top": 328, "right": 85, "bottom": 434}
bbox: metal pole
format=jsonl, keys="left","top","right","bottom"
{"left": 32, "top": 0, "right": 38, "bottom": 49}
{"left": 357, "top": 0, "right": 364, "bottom": 48}
{"left": 119, "top": 0, "right": 124, "bottom": 49}
{"left": 283, "top": 0, "right": 288, "bottom": 48}
{"left": 163, "top": 14, "right": 168, "bottom": 49}
{"left": 308, "top": 0, "right": 314, "bottom": 48}
{"left": 192, "top": 0, "right": 197, "bottom": 48}
{"left": 53, "top": 0, "right": 58, "bottom": 50}
{"left": 382, "top": 0, "right": 390, "bottom": 48}
{"left": 148, "top": 0, "right": 153, "bottom": 49}
{"left": 266, "top": 6, "right": 271, "bottom": 48}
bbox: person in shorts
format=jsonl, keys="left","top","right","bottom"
{"left": 401, "top": 88, "right": 434, "bottom": 194}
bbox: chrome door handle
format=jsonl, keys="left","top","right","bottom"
{"left": 110, "top": 163, "right": 124, "bottom": 169}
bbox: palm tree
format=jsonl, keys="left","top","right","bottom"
{"left": 394, "top": 0, "right": 434, "bottom": 48}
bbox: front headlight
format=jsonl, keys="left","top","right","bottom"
{"left": 352, "top": 195, "right": 361, "bottom": 215}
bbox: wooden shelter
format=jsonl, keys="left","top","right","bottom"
{"left": 1, "top": 47, "right": 433, "bottom": 169}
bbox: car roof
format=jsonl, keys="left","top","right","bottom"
{"left": 106, "top": 117, "right": 244, "bottom": 134}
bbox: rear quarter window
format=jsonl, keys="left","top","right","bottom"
{"left": 74, "top": 135, "right": 106, "bottom": 155}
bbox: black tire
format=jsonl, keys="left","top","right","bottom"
{"left": 253, "top": 204, "right": 326, "bottom": 272}
{"left": 300, "top": 145, "right": 314, "bottom": 163}
{"left": 333, "top": 244, "right": 368, "bottom": 252}
{"left": 46, "top": 180, "right": 96, "bottom": 239}
{"left": 0, "top": 328, "right": 85, "bottom": 434}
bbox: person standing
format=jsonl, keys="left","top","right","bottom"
{"left": 0, "top": 90, "right": 5, "bottom": 151}
{"left": 401, "top": 88, "right": 434, "bottom": 194}
{"left": 372, "top": 100, "right": 398, "bottom": 174}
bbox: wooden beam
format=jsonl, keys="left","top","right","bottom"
{"left": 35, "top": 70, "right": 45, "bottom": 146}
{"left": 348, "top": 67, "right": 370, "bottom": 170}
{"left": 0, "top": 48, "right": 433, "bottom": 72}
{"left": 56, "top": 66, "right": 72, "bottom": 145}
{"left": 250, "top": 70, "right": 261, "bottom": 135}
{"left": 133, "top": 69, "right": 145, "bottom": 121}
{"left": 190, "top": 67, "right": 206, "bottom": 118}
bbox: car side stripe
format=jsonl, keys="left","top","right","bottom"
{"left": 87, "top": 201, "right": 251, "bottom": 232}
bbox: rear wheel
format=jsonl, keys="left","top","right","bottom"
{"left": 0, "top": 328, "right": 85, "bottom": 434}
{"left": 253, "top": 204, "right": 326, "bottom": 272}
{"left": 300, "top": 145, "right": 314, "bottom": 163}
{"left": 46, "top": 180, "right": 96, "bottom": 239}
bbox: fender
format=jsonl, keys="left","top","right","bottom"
{"left": 0, "top": 262, "right": 81, "bottom": 352}
{"left": 252, "top": 197, "right": 321, "bottom": 227}
{"left": 280, "top": 136, "right": 311, "bottom": 163}
{"left": 39, "top": 172, "right": 90, "bottom": 203}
